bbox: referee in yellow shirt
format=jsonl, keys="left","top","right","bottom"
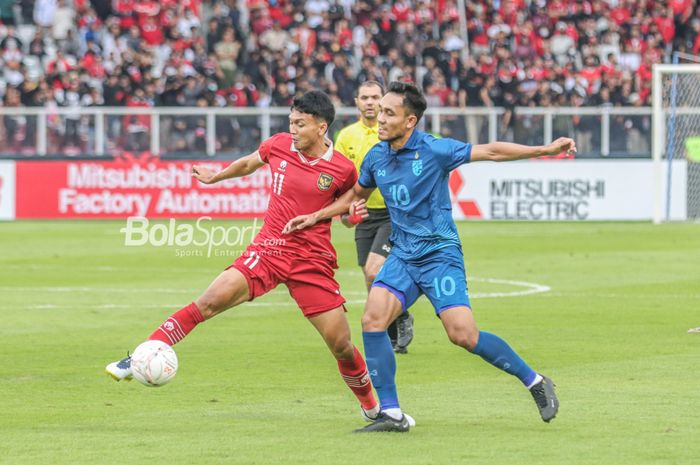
{"left": 335, "top": 81, "right": 414, "bottom": 354}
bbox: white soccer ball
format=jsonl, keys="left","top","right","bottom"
{"left": 131, "top": 340, "right": 178, "bottom": 387}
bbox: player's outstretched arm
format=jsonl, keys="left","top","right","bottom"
{"left": 470, "top": 137, "right": 576, "bottom": 162}
{"left": 192, "top": 151, "right": 266, "bottom": 184}
{"left": 282, "top": 183, "right": 374, "bottom": 234}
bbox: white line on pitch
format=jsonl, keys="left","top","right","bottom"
{"left": 0, "top": 277, "right": 552, "bottom": 299}
{"left": 1, "top": 274, "right": 549, "bottom": 299}
{"left": 468, "top": 277, "right": 551, "bottom": 297}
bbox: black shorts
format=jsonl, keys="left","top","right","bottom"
{"left": 355, "top": 208, "right": 392, "bottom": 267}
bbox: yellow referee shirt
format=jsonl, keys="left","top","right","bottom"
{"left": 334, "top": 120, "right": 386, "bottom": 209}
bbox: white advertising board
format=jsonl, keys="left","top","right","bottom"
{"left": 450, "top": 160, "right": 687, "bottom": 221}
{"left": 0, "top": 161, "right": 15, "bottom": 220}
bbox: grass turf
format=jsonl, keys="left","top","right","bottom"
{"left": 1, "top": 220, "right": 699, "bottom": 465}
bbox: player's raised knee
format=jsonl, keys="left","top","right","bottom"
{"left": 361, "top": 309, "right": 387, "bottom": 332}
{"left": 447, "top": 328, "right": 479, "bottom": 351}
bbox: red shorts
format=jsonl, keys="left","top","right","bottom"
{"left": 229, "top": 244, "right": 346, "bottom": 317}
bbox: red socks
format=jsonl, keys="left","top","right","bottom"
{"left": 149, "top": 302, "right": 205, "bottom": 346}
{"left": 337, "top": 346, "right": 377, "bottom": 411}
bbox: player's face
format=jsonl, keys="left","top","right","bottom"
{"left": 355, "top": 84, "right": 382, "bottom": 121}
{"left": 289, "top": 110, "right": 327, "bottom": 152}
{"left": 377, "top": 92, "right": 416, "bottom": 143}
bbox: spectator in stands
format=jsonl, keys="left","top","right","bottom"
{"left": 215, "top": 26, "right": 240, "bottom": 87}
{"left": 33, "top": 0, "right": 56, "bottom": 29}
{"left": 52, "top": 0, "right": 75, "bottom": 42}
{"left": 260, "top": 21, "right": 289, "bottom": 53}
{"left": 124, "top": 86, "right": 150, "bottom": 151}
{"left": 205, "top": 16, "right": 221, "bottom": 53}
{"left": 0, "top": 86, "right": 26, "bottom": 153}
{"left": 0, "top": 0, "right": 17, "bottom": 26}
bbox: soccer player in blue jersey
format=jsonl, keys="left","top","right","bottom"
{"left": 284, "top": 81, "right": 574, "bottom": 432}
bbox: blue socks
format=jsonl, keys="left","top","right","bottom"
{"left": 362, "top": 331, "right": 399, "bottom": 410}
{"left": 362, "top": 330, "right": 538, "bottom": 413}
{"left": 472, "top": 331, "right": 538, "bottom": 387}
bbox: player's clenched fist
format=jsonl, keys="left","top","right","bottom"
{"left": 192, "top": 165, "right": 218, "bottom": 184}
{"left": 545, "top": 137, "right": 577, "bottom": 156}
{"left": 347, "top": 199, "right": 369, "bottom": 225}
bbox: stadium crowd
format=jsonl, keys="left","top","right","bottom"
{"left": 0, "top": 0, "right": 698, "bottom": 155}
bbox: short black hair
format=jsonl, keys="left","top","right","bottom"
{"left": 387, "top": 81, "right": 427, "bottom": 122}
{"left": 291, "top": 90, "right": 335, "bottom": 126}
{"left": 358, "top": 80, "right": 385, "bottom": 94}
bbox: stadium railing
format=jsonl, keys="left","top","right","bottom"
{"left": 0, "top": 106, "right": 653, "bottom": 160}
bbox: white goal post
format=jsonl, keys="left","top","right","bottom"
{"left": 652, "top": 63, "right": 700, "bottom": 223}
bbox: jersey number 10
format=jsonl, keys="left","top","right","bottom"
{"left": 432, "top": 276, "right": 456, "bottom": 297}
{"left": 389, "top": 184, "right": 410, "bottom": 206}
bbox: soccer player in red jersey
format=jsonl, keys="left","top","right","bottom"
{"left": 106, "top": 91, "right": 380, "bottom": 422}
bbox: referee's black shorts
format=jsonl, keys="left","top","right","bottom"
{"left": 355, "top": 208, "right": 392, "bottom": 267}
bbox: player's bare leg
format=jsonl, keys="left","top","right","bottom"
{"left": 354, "top": 286, "right": 412, "bottom": 432}
{"left": 308, "top": 306, "right": 355, "bottom": 359}
{"left": 439, "top": 306, "right": 559, "bottom": 422}
{"left": 363, "top": 254, "right": 397, "bottom": 346}
{"left": 361, "top": 286, "right": 404, "bottom": 332}
{"left": 106, "top": 268, "right": 250, "bottom": 381}
{"left": 365, "top": 252, "right": 413, "bottom": 354}
{"left": 436, "top": 306, "right": 480, "bottom": 350}
{"left": 194, "top": 267, "right": 251, "bottom": 319}
{"left": 362, "top": 252, "right": 385, "bottom": 291}
{"left": 308, "top": 306, "right": 379, "bottom": 419}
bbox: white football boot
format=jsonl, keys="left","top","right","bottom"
{"left": 361, "top": 407, "right": 416, "bottom": 427}
{"left": 105, "top": 355, "right": 133, "bottom": 381}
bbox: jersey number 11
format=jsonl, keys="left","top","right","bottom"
{"left": 272, "top": 172, "right": 285, "bottom": 195}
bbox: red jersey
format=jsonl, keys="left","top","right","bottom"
{"left": 255, "top": 133, "right": 357, "bottom": 261}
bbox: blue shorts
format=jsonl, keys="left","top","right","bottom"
{"left": 373, "top": 246, "right": 470, "bottom": 315}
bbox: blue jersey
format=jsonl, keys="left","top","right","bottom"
{"left": 358, "top": 130, "right": 472, "bottom": 260}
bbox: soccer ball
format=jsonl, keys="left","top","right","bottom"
{"left": 131, "top": 340, "right": 178, "bottom": 387}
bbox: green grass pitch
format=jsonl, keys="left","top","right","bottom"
{"left": 1, "top": 220, "right": 699, "bottom": 465}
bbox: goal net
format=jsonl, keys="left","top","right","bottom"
{"left": 653, "top": 62, "right": 700, "bottom": 223}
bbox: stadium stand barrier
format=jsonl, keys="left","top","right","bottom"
{"left": 0, "top": 105, "right": 652, "bottom": 159}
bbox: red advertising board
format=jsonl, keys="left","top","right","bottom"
{"left": 15, "top": 157, "right": 271, "bottom": 219}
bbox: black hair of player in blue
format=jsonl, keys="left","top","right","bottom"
{"left": 387, "top": 81, "right": 427, "bottom": 123}
{"left": 291, "top": 90, "right": 335, "bottom": 126}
